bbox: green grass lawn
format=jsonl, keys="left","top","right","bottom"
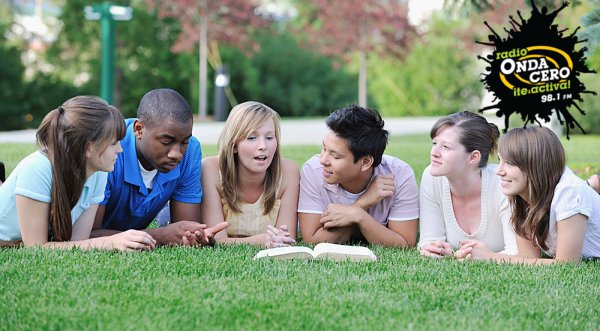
{"left": 1, "top": 134, "right": 600, "bottom": 330}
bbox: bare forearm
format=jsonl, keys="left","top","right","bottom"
{"left": 304, "top": 226, "right": 354, "bottom": 244}
{"left": 92, "top": 227, "right": 169, "bottom": 245}
{"left": 92, "top": 227, "right": 173, "bottom": 246}
{"left": 90, "top": 228, "right": 121, "bottom": 238}
{"left": 37, "top": 237, "right": 111, "bottom": 250}
{"left": 353, "top": 199, "right": 373, "bottom": 211}
{"left": 358, "top": 219, "right": 415, "bottom": 248}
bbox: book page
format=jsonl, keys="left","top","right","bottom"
{"left": 313, "top": 243, "right": 377, "bottom": 262}
{"left": 253, "top": 246, "right": 315, "bottom": 260}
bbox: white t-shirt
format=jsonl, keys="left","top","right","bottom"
{"left": 139, "top": 160, "right": 158, "bottom": 189}
{"left": 544, "top": 167, "right": 600, "bottom": 259}
{"left": 418, "top": 164, "right": 518, "bottom": 254}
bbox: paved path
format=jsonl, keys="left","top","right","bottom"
{"left": 0, "top": 116, "right": 505, "bottom": 145}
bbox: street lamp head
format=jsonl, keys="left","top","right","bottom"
{"left": 109, "top": 6, "right": 133, "bottom": 21}
{"left": 215, "top": 74, "right": 230, "bottom": 87}
{"left": 84, "top": 4, "right": 132, "bottom": 21}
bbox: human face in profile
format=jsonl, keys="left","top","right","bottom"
{"left": 235, "top": 119, "right": 277, "bottom": 175}
{"left": 134, "top": 119, "right": 193, "bottom": 173}
{"left": 319, "top": 131, "right": 368, "bottom": 193}
{"left": 86, "top": 139, "right": 123, "bottom": 175}
{"left": 429, "top": 126, "right": 473, "bottom": 177}
{"left": 496, "top": 155, "right": 528, "bottom": 200}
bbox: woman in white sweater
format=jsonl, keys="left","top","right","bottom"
{"left": 418, "top": 111, "right": 517, "bottom": 258}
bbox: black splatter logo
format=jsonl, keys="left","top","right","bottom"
{"left": 478, "top": 1, "right": 596, "bottom": 138}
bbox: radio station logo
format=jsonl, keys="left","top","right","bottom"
{"left": 478, "top": 1, "right": 596, "bottom": 138}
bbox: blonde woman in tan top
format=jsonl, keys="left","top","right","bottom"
{"left": 201, "top": 102, "right": 299, "bottom": 247}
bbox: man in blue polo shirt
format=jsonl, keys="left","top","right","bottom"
{"left": 92, "top": 88, "right": 227, "bottom": 245}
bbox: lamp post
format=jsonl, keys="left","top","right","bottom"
{"left": 214, "top": 65, "right": 229, "bottom": 121}
{"left": 85, "top": 3, "right": 132, "bottom": 104}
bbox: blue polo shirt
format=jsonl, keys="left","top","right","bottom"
{"left": 100, "top": 119, "right": 202, "bottom": 230}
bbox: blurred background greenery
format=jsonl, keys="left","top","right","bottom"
{"left": 0, "top": 0, "right": 598, "bottom": 131}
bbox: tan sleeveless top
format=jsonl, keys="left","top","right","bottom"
{"left": 220, "top": 176, "right": 282, "bottom": 237}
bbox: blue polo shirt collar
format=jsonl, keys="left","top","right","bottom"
{"left": 122, "top": 123, "right": 181, "bottom": 196}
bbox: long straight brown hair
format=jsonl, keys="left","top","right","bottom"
{"left": 498, "top": 126, "right": 565, "bottom": 250}
{"left": 218, "top": 101, "right": 281, "bottom": 215}
{"left": 36, "top": 96, "right": 125, "bottom": 242}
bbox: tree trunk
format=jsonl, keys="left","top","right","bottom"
{"left": 357, "top": 24, "right": 368, "bottom": 108}
{"left": 199, "top": 16, "right": 208, "bottom": 120}
{"left": 358, "top": 49, "right": 367, "bottom": 107}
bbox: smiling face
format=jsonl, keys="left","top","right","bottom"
{"left": 234, "top": 119, "right": 277, "bottom": 175}
{"left": 497, "top": 155, "right": 529, "bottom": 200}
{"left": 429, "top": 126, "right": 477, "bottom": 177}
{"left": 86, "top": 139, "right": 123, "bottom": 175}
{"left": 134, "top": 118, "right": 193, "bottom": 173}
{"left": 319, "top": 131, "right": 372, "bottom": 193}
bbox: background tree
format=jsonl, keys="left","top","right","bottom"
{"left": 369, "top": 16, "right": 481, "bottom": 117}
{"left": 46, "top": 0, "right": 198, "bottom": 118}
{"left": 0, "top": 2, "right": 28, "bottom": 130}
{"left": 581, "top": 0, "right": 600, "bottom": 52}
{"left": 294, "top": 0, "right": 415, "bottom": 107}
{"left": 249, "top": 31, "right": 355, "bottom": 116}
{"left": 148, "top": 0, "right": 267, "bottom": 119}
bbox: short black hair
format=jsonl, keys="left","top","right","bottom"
{"left": 326, "top": 105, "right": 388, "bottom": 167}
{"left": 137, "top": 88, "right": 192, "bottom": 128}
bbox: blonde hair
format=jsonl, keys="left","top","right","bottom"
{"left": 218, "top": 101, "right": 281, "bottom": 215}
{"left": 498, "top": 126, "right": 565, "bottom": 250}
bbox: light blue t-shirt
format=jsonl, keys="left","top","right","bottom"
{"left": 0, "top": 151, "right": 107, "bottom": 241}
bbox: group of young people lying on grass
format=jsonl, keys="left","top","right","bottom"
{"left": 1, "top": 88, "right": 599, "bottom": 264}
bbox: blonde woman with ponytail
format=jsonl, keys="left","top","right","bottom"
{"left": 0, "top": 96, "right": 156, "bottom": 250}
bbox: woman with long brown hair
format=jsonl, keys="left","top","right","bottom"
{"left": 457, "top": 126, "right": 600, "bottom": 262}
{"left": 0, "top": 96, "right": 156, "bottom": 250}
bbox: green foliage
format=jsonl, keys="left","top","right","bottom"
{"left": 112, "top": 4, "right": 198, "bottom": 117}
{"left": 45, "top": 0, "right": 198, "bottom": 118}
{"left": 44, "top": 0, "right": 102, "bottom": 82}
{"left": 249, "top": 32, "right": 356, "bottom": 117}
{"left": 0, "top": 2, "right": 27, "bottom": 130}
{"left": 0, "top": 41, "right": 27, "bottom": 130}
{"left": 369, "top": 18, "right": 481, "bottom": 117}
{"left": 572, "top": 47, "right": 600, "bottom": 134}
{"left": 0, "top": 1, "right": 88, "bottom": 130}
{"left": 219, "top": 46, "right": 261, "bottom": 109}
{"left": 23, "top": 73, "right": 87, "bottom": 128}
{"left": 41, "top": 1, "right": 353, "bottom": 119}
{"left": 581, "top": 0, "right": 600, "bottom": 53}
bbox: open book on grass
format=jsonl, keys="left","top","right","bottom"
{"left": 253, "top": 243, "right": 377, "bottom": 262}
